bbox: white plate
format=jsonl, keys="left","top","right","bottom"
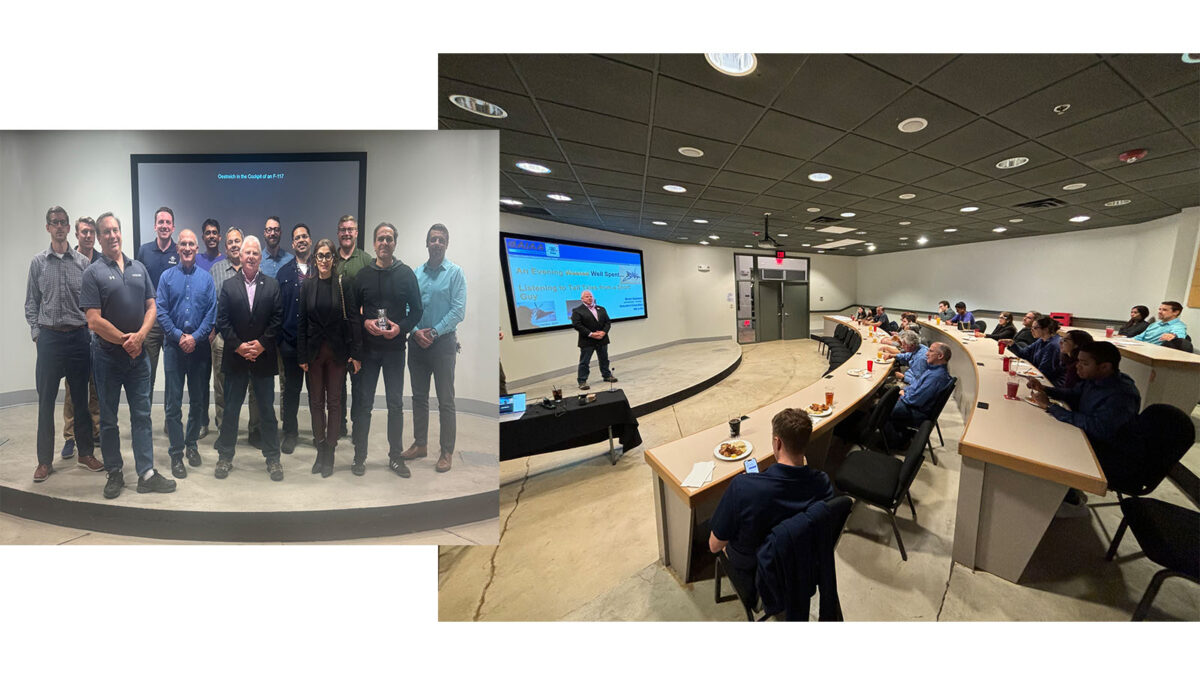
{"left": 847, "top": 368, "right": 865, "bottom": 377}
{"left": 804, "top": 405, "right": 834, "bottom": 418}
{"left": 873, "top": 358, "right": 893, "bottom": 364}
{"left": 713, "top": 439, "right": 753, "bottom": 461}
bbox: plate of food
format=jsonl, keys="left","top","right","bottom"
{"left": 713, "top": 439, "right": 753, "bottom": 461}
{"left": 873, "top": 357, "right": 893, "bottom": 364}
{"left": 805, "top": 402, "right": 833, "bottom": 418}
{"left": 847, "top": 368, "right": 865, "bottom": 377}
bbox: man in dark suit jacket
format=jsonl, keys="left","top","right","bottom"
{"left": 571, "top": 290, "right": 618, "bottom": 390}
{"left": 213, "top": 235, "right": 285, "bottom": 481}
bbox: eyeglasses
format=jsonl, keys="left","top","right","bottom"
{"left": 315, "top": 252, "right": 334, "bottom": 261}
{"left": 376, "top": 236, "right": 394, "bottom": 244}
{"left": 49, "top": 219, "right": 68, "bottom": 226}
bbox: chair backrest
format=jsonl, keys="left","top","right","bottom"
{"left": 927, "top": 376, "right": 958, "bottom": 420}
{"left": 826, "top": 495, "right": 854, "bottom": 549}
{"left": 974, "top": 320, "right": 987, "bottom": 333}
{"left": 893, "top": 421, "right": 934, "bottom": 503}
{"left": 863, "top": 385, "right": 902, "bottom": 451}
{"left": 1116, "top": 404, "right": 1196, "bottom": 495}
{"left": 834, "top": 323, "right": 848, "bottom": 341}
{"left": 846, "top": 331, "right": 862, "bottom": 353}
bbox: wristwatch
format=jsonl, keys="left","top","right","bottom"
{"left": 429, "top": 328, "right": 439, "bottom": 340}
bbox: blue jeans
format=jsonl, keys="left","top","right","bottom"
{"left": 215, "top": 369, "right": 281, "bottom": 461}
{"left": 163, "top": 340, "right": 211, "bottom": 458}
{"left": 577, "top": 342, "right": 612, "bottom": 384}
{"left": 36, "top": 327, "right": 95, "bottom": 465}
{"left": 409, "top": 333, "right": 456, "bottom": 454}
{"left": 353, "top": 347, "right": 406, "bottom": 460}
{"left": 92, "top": 339, "right": 155, "bottom": 476}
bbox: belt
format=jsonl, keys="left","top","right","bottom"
{"left": 40, "top": 324, "right": 88, "bottom": 333}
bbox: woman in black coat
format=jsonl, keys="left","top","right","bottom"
{"left": 1118, "top": 305, "right": 1151, "bottom": 338}
{"left": 298, "top": 239, "right": 363, "bottom": 477}
{"left": 986, "top": 311, "right": 1018, "bottom": 341}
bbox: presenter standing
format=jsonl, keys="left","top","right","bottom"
{"left": 571, "top": 290, "right": 617, "bottom": 391}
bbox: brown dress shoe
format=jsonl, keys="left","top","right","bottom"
{"left": 33, "top": 464, "right": 53, "bottom": 482}
{"left": 401, "top": 443, "right": 428, "bottom": 460}
{"left": 435, "top": 452, "right": 452, "bottom": 473}
{"left": 77, "top": 455, "right": 105, "bottom": 472}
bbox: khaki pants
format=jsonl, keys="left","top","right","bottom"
{"left": 63, "top": 375, "right": 100, "bottom": 442}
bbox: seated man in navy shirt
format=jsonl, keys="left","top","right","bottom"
{"left": 709, "top": 408, "right": 834, "bottom": 587}
{"left": 882, "top": 342, "right": 952, "bottom": 448}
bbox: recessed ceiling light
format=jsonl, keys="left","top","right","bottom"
{"left": 943, "top": 228, "right": 958, "bottom": 232}
{"left": 806, "top": 207, "right": 821, "bottom": 213}
{"left": 515, "top": 162, "right": 551, "bottom": 174}
{"left": 777, "top": 233, "right": 789, "bottom": 237}
{"left": 898, "top": 193, "right": 916, "bottom": 200}
{"left": 808, "top": 172, "right": 833, "bottom": 182}
{"left": 699, "top": 241, "right": 710, "bottom": 245}
{"left": 663, "top": 184, "right": 687, "bottom": 193}
{"left": 705, "top": 53, "right": 757, "bottom": 76}
{"left": 867, "top": 245, "right": 877, "bottom": 252}
{"left": 677, "top": 146, "right": 704, "bottom": 158}
{"left": 818, "top": 250, "right": 827, "bottom": 254}
{"left": 804, "top": 226, "right": 815, "bottom": 230}
{"left": 899, "top": 236, "right": 909, "bottom": 241}
{"left": 898, "top": 221, "right": 911, "bottom": 225}
{"left": 1105, "top": 199, "right": 1132, "bottom": 207}
{"left": 1009, "top": 218, "right": 1024, "bottom": 223}
{"left": 917, "top": 236, "right": 928, "bottom": 244}
{"left": 855, "top": 231, "right": 865, "bottom": 235}
{"left": 677, "top": 236, "right": 689, "bottom": 240}
{"left": 840, "top": 212, "right": 855, "bottom": 218}
{"left": 992, "top": 227, "right": 1007, "bottom": 233}
{"left": 499, "top": 198, "right": 523, "bottom": 207}
{"left": 900, "top": 242, "right": 909, "bottom": 246}
{"left": 651, "top": 221, "right": 667, "bottom": 226}
{"left": 996, "top": 156, "right": 1029, "bottom": 170}
{"left": 546, "top": 193, "right": 572, "bottom": 202}
{"left": 1062, "top": 183, "right": 1087, "bottom": 191}
{"left": 448, "top": 94, "right": 508, "bottom": 119}
{"left": 801, "top": 243, "right": 811, "bottom": 247}
{"left": 744, "top": 245, "right": 753, "bottom": 248}
{"left": 897, "top": 117, "right": 928, "bottom": 133}
{"left": 960, "top": 206, "right": 979, "bottom": 212}
{"left": 825, "top": 238, "right": 834, "bottom": 242}
{"left": 708, "top": 235, "right": 720, "bottom": 240}
{"left": 1069, "top": 215, "right": 1091, "bottom": 223}
{"left": 693, "top": 219, "right": 708, "bottom": 224}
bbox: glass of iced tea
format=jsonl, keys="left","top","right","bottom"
{"left": 824, "top": 384, "right": 834, "bottom": 407}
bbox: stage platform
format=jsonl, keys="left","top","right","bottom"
{"left": 508, "top": 339, "right": 742, "bottom": 422}
{"left": 0, "top": 403, "right": 498, "bottom": 543}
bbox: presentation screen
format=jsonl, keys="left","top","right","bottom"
{"left": 501, "top": 232, "right": 648, "bottom": 337}
{"left": 130, "top": 152, "right": 367, "bottom": 251}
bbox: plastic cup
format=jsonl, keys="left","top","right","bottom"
{"left": 552, "top": 385, "right": 562, "bottom": 400}
{"left": 1002, "top": 356, "right": 1011, "bottom": 372}
{"left": 998, "top": 341, "right": 1007, "bottom": 355}
{"left": 1005, "top": 378, "right": 1019, "bottom": 399}
{"left": 1105, "top": 326, "right": 1114, "bottom": 338}
{"left": 936, "top": 317, "right": 941, "bottom": 325}
{"left": 729, "top": 417, "right": 741, "bottom": 437}
{"left": 866, "top": 359, "right": 873, "bottom": 373}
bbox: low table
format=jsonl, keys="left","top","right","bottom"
{"left": 500, "top": 389, "right": 642, "bottom": 464}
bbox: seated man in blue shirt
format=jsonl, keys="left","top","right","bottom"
{"left": 1026, "top": 341, "right": 1141, "bottom": 486}
{"left": 882, "top": 342, "right": 952, "bottom": 448}
{"left": 1134, "top": 301, "right": 1188, "bottom": 345}
{"left": 880, "top": 330, "right": 928, "bottom": 387}
{"left": 950, "top": 301, "right": 975, "bottom": 328}
{"left": 709, "top": 408, "right": 835, "bottom": 591}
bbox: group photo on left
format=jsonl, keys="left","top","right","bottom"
{"left": 0, "top": 130, "right": 500, "bottom": 545}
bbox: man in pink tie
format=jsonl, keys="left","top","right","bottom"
{"left": 570, "top": 290, "right": 617, "bottom": 391}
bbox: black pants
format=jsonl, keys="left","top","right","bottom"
{"left": 353, "top": 348, "right": 406, "bottom": 461}
{"left": 36, "top": 327, "right": 95, "bottom": 465}
{"left": 578, "top": 342, "right": 612, "bottom": 384}
{"left": 279, "top": 347, "right": 306, "bottom": 438}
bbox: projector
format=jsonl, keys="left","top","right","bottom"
{"left": 756, "top": 241, "right": 775, "bottom": 249}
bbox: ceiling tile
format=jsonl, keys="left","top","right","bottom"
{"left": 1038, "top": 101, "right": 1173, "bottom": 156}
{"left": 742, "top": 110, "right": 843, "bottom": 159}
{"left": 812, "top": 134, "right": 906, "bottom": 173}
{"left": 560, "top": 140, "right": 645, "bottom": 173}
{"left": 1107, "top": 54, "right": 1200, "bottom": 96}
{"left": 854, "top": 54, "right": 956, "bottom": 84}
{"left": 574, "top": 167, "right": 645, "bottom": 191}
{"left": 855, "top": 87, "right": 978, "bottom": 150}
{"left": 1154, "top": 82, "right": 1200, "bottom": 126}
{"left": 1074, "top": 128, "right": 1195, "bottom": 171}
{"left": 916, "top": 118, "right": 1025, "bottom": 165}
{"left": 658, "top": 53, "right": 810, "bottom": 106}
{"left": 914, "top": 167, "right": 990, "bottom": 192}
{"left": 648, "top": 128, "right": 735, "bottom": 168}
{"left": 710, "top": 171, "right": 777, "bottom": 193}
{"left": 920, "top": 54, "right": 1098, "bottom": 114}
{"left": 773, "top": 54, "right": 911, "bottom": 130}
{"left": 1106, "top": 151, "right": 1199, "bottom": 182}
{"left": 988, "top": 63, "right": 1142, "bottom": 138}
{"left": 646, "top": 157, "right": 718, "bottom": 184}
{"left": 964, "top": 140, "right": 1068, "bottom": 177}
{"left": 1000, "top": 158, "right": 1094, "bottom": 188}
{"left": 654, "top": 77, "right": 764, "bottom": 143}
{"left": 539, "top": 101, "right": 648, "bottom": 154}
{"left": 438, "top": 55, "right": 524, "bottom": 94}
{"left": 764, "top": 181, "right": 823, "bottom": 201}
{"left": 724, "top": 146, "right": 804, "bottom": 179}
{"left": 512, "top": 54, "right": 653, "bottom": 123}
{"left": 438, "top": 79, "right": 552, "bottom": 137}
{"left": 871, "top": 152, "right": 955, "bottom": 183}
{"left": 836, "top": 173, "right": 905, "bottom": 198}
{"left": 700, "top": 186, "right": 757, "bottom": 204}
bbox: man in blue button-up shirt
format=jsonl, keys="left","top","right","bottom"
{"left": 1134, "top": 301, "right": 1188, "bottom": 345}
{"left": 402, "top": 223, "right": 467, "bottom": 473}
{"left": 883, "top": 342, "right": 952, "bottom": 448}
{"left": 156, "top": 229, "right": 217, "bottom": 478}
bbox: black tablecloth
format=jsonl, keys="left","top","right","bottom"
{"left": 500, "top": 389, "right": 642, "bottom": 461}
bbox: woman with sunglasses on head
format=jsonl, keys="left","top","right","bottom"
{"left": 298, "top": 238, "right": 362, "bottom": 477}
{"left": 986, "top": 311, "right": 1018, "bottom": 341}
{"left": 1118, "top": 305, "right": 1150, "bottom": 338}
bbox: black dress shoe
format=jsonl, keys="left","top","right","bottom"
{"left": 214, "top": 458, "right": 232, "bottom": 479}
{"left": 389, "top": 458, "right": 411, "bottom": 478}
{"left": 171, "top": 456, "right": 187, "bottom": 479}
{"left": 197, "top": 425, "right": 209, "bottom": 440}
{"left": 312, "top": 443, "right": 324, "bottom": 474}
{"left": 103, "top": 471, "right": 124, "bottom": 499}
{"left": 185, "top": 447, "right": 202, "bottom": 467}
{"left": 137, "top": 471, "right": 177, "bottom": 494}
{"left": 266, "top": 459, "right": 284, "bottom": 482}
{"left": 280, "top": 434, "right": 298, "bottom": 455}
{"left": 351, "top": 458, "right": 366, "bottom": 476}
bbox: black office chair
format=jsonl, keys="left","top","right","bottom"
{"left": 973, "top": 320, "right": 987, "bottom": 333}
{"left": 1163, "top": 336, "right": 1194, "bottom": 353}
{"left": 833, "top": 385, "right": 900, "bottom": 454}
{"left": 904, "top": 377, "right": 957, "bottom": 466}
{"left": 817, "top": 323, "right": 849, "bottom": 357}
{"left": 834, "top": 421, "right": 934, "bottom": 561}
{"left": 714, "top": 495, "right": 854, "bottom": 621}
{"left": 1103, "top": 404, "right": 1194, "bottom": 499}
{"left": 1104, "top": 497, "right": 1199, "bottom": 621}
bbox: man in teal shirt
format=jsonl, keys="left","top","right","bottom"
{"left": 403, "top": 223, "right": 466, "bottom": 473}
{"left": 1135, "top": 301, "right": 1188, "bottom": 345}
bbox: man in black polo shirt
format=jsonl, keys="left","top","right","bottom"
{"left": 136, "top": 206, "right": 180, "bottom": 404}
{"left": 709, "top": 408, "right": 834, "bottom": 584}
{"left": 81, "top": 212, "right": 176, "bottom": 499}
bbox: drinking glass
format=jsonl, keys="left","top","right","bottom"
{"left": 1105, "top": 326, "right": 1115, "bottom": 338}
{"left": 824, "top": 384, "right": 834, "bottom": 407}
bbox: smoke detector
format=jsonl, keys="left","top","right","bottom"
{"left": 1119, "top": 149, "right": 1148, "bottom": 163}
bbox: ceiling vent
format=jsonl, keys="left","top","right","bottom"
{"left": 809, "top": 216, "right": 844, "bottom": 224}
{"left": 1013, "top": 197, "right": 1067, "bottom": 210}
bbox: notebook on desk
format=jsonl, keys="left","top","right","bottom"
{"left": 499, "top": 392, "right": 526, "bottom": 422}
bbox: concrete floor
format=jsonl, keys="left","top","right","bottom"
{"left": 439, "top": 338, "right": 1200, "bottom": 621}
{"left": 0, "top": 402, "right": 499, "bottom": 544}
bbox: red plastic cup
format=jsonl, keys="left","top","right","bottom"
{"left": 1105, "top": 326, "right": 1114, "bottom": 338}
{"left": 998, "top": 341, "right": 1007, "bottom": 355}
{"left": 1003, "top": 356, "right": 1011, "bottom": 372}
{"left": 1006, "top": 380, "right": 1019, "bottom": 399}
{"left": 866, "top": 359, "right": 874, "bottom": 373}
{"left": 927, "top": 314, "right": 932, "bottom": 321}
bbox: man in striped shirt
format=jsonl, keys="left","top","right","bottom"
{"left": 25, "top": 206, "right": 104, "bottom": 481}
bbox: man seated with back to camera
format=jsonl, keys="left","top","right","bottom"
{"left": 881, "top": 342, "right": 952, "bottom": 449}
{"left": 709, "top": 408, "right": 834, "bottom": 595}
{"left": 1025, "top": 341, "right": 1141, "bottom": 510}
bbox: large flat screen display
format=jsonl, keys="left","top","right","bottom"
{"left": 501, "top": 233, "right": 648, "bottom": 336}
{"left": 131, "top": 152, "right": 367, "bottom": 250}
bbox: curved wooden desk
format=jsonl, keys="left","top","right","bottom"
{"left": 1058, "top": 327, "right": 1200, "bottom": 413}
{"left": 919, "top": 320, "right": 1105, "bottom": 582}
{"left": 644, "top": 316, "right": 894, "bottom": 582}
